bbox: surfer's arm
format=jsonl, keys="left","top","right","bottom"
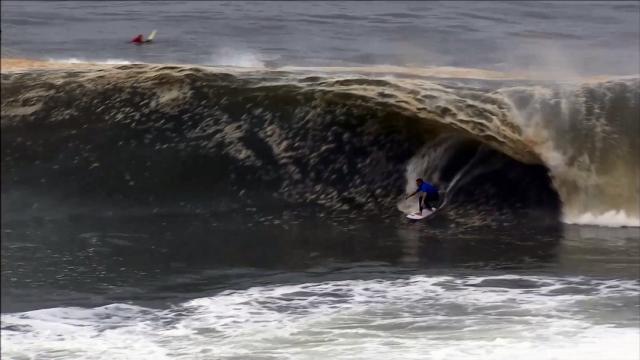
{"left": 405, "top": 190, "right": 418, "bottom": 199}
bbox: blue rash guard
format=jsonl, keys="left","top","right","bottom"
{"left": 418, "top": 182, "right": 438, "bottom": 196}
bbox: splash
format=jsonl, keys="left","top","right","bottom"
{"left": 565, "top": 210, "right": 640, "bottom": 228}
{"left": 208, "top": 47, "right": 266, "bottom": 68}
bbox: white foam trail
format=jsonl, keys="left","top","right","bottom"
{"left": 564, "top": 210, "right": 640, "bottom": 228}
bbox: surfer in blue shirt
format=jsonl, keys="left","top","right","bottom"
{"left": 406, "top": 178, "right": 439, "bottom": 214}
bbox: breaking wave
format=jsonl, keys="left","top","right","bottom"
{"left": 2, "top": 274, "right": 638, "bottom": 360}
{"left": 1, "top": 63, "right": 638, "bottom": 227}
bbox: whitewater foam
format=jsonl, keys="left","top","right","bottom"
{"left": 2, "top": 275, "right": 638, "bottom": 360}
{"left": 564, "top": 210, "right": 640, "bottom": 228}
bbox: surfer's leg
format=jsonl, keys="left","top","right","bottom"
{"left": 427, "top": 193, "right": 439, "bottom": 210}
{"left": 418, "top": 196, "right": 423, "bottom": 214}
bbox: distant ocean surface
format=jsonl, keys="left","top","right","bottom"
{"left": 2, "top": 1, "right": 639, "bottom": 75}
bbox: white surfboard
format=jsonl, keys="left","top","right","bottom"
{"left": 406, "top": 208, "right": 436, "bottom": 220}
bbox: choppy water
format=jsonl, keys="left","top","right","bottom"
{"left": 2, "top": 214, "right": 639, "bottom": 359}
{"left": 1, "top": 1, "right": 639, "bottom": 359}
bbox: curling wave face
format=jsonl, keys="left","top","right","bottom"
{"left": 1, "top": 63, "right": 638, "bottom": 226}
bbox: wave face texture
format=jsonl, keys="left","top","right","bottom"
{"left": 1, "top": 65, "right": 638, "bottom": 226}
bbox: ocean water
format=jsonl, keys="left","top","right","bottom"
{"left": 2, "top": 1, "right": 639, "bottom": 75}
{"left": 1, "top": 1, "right": 639, "bottom": 359}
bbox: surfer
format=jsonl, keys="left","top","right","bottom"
{"left": 131, "top": 30, "right": 157, "bottom": 45}
{"left": 406, "top": 178, "right": 439, "bottom": 215}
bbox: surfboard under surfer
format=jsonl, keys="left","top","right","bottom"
{"left": 405, "top": 178, "right": 439, "bottom": 215}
